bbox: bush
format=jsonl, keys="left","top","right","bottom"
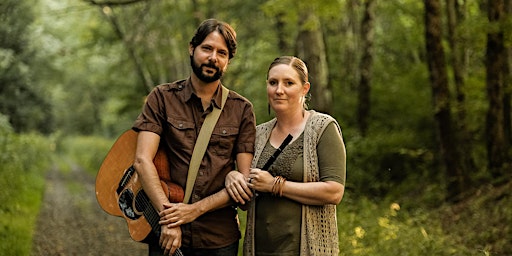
{"left": 58, "top": 135, "right": 114, "bottom": 176}
{"left": 338, "top": 194, "right": 472, "bottom": 255}
{"left": 0, "top": 117, "right": 52, "bottom": 255}
{"left": 346, "top": 130, "right": 435, "bottom": 197}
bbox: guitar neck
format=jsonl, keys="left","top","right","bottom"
{"left": 136, "top": 190, "right": 166, "bottom": 239}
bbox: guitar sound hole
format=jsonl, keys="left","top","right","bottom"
{"left": 118, "top": 189, "right": 141, "bottom": 220}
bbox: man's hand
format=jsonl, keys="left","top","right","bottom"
{"left": 225, "top": 170, "right": 253, "bottom": 205}
{"left": 159, "top": 225, "right": 181, "bottom": 256}
{"left": 159, "top": 203, "right": 200, "bottom": 228}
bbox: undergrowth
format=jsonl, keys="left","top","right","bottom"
{"left": 63, "top": 133, "right": 508, "bottom": 256}
{"left": 0, "top": 118, "right": 52, "bottom": 255}
{"left": 58, "top": 135, "right": 114, "bottom": 176}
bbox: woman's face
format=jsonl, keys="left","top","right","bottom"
{"left": 267, "top": 64, "right": 309, "bottom": 114}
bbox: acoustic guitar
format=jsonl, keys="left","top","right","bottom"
{"left": 95, "top": 129, "right": 184, "bottom": 251}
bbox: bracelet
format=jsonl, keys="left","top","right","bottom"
{"left": 271, "top": 176, "right": 286, "bottom": 197}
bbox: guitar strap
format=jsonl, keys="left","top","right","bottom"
{"left": 183, "top": 85, "right": 229, "bottom": 204}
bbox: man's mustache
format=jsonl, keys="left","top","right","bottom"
{"left": 202, "top": 62, "right": 220, "bottom": 72}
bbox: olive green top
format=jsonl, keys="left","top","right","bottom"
{"left": 254, "top": 122, "right": 345, "bottom": 256}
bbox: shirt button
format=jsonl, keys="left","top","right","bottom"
{"left": 179, "top": 123, "right": 183, "bottom": 128}
{"left": 222, "top": 129, "right": 227, "bottom": 134}
{"left": 178, "top": 85, "right": 183, "bottom": 89}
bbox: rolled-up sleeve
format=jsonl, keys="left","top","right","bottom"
{"left": 236, "top": 101, "right": 256, "bottom": 154}
{"left": 132, "top": 87, "right": 165, "bottom": 135}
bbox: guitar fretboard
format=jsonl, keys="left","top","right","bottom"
{"left": 136, "top": 191, "right": 184, "bottom": 256}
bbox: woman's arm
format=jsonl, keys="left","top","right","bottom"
{"left": 248, "top": 122, "right": 346, "bottom": 206}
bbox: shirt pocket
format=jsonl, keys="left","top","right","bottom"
{"left": 210, "top": 126, "right": 239, "bottom": 157}
{"left": 166, "top": 116, "right": 195, "bottom": 151}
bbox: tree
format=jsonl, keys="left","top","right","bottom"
{"left": 84, "top": 0, "right": 155, "bottom": 94}
{"left": 341, "top": 0, "right": 360, "bottom": 93}
{"left": 357, "top": 0, "right": 375, "bottom": 136}
{"left": 424, "top": 0, "right": 465, "bottom": 200}
{"left": 296, "top": 11, "right": 331, "bottom": 113}
{"left": 0, "top": 0, "right": 53, "bottom": 133}
{"left": 445, "top": 0, "right": 474, "bottom": 181}
{"left": 503, "top": 0, "right": 512, "bottom": 153}
{"left": 485, "top": 0, "right": 509, "bottom": 177}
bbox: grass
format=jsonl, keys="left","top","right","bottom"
{"left": 337, "top": 193, "right": 471, "bottom": 255}
{"left": 0, "top": 131, "right": 52, "bottom": 255}
{"left": 58, "top": 135, "right": 114, "bottom": 176}
{"left": 0, "top": 171, "right": 45, "bottom": 255}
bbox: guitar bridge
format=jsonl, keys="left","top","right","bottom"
{"left": 117, "top": 166, "right": 136, "bottom": 194}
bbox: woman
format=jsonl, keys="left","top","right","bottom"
{"left": 226, "top": 56, "right": 346, "bottom": 255}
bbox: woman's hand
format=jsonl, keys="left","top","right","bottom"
{"left": 247, "top": 168, "right": 275, "bottom": 193}
{"left": 225, "top": 171, "right": 253, "bottom": 204}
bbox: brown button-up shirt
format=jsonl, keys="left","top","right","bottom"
{"left": 132, "top": 78, "right": 256, "bottom": 248}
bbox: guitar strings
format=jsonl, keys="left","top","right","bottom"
{"left": 136, "top": 191, "right": 160, "bottom": 232}
{"left": 134, "top": 191, "right": 184, "bottom": 256}
{"left": 139, "top": 196, "right": 184, "bottom": 256}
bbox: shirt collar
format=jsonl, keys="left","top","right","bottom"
{"left": 184, "top": 78, "right": 224, "bottom": 109}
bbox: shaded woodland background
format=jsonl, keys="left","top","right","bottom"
{"left": 1, "top": 0, "right": 511, "bottom": 255}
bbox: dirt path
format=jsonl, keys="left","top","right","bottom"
{"left": 31, "top": 164, "right": 147, "bottom": 256}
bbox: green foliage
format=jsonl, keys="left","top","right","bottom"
{"left": 237, "top": 209, "right": 247, "bottom": 256}
{"left": 346, "top": 129, "right": 435, "bottom": 197}
{"left": 0, "top": 0, "right": 54, "bottom": 133}
{"left": 3, "top": 0, "right": 509, "bottom": 254}
{"left": 338, "top": 195, "right": 473, "bottom": 256}
{"left": 58, "top": 135, "right": 114, "bottom": 176}
{"left": 435, "top": 181, "right": 512, "bottom": 255}
{"left": 240, "top": 191, "right": 509, "bottom": 255}
{"left": 0, "top": 116, "right": 52, "bottom": 255}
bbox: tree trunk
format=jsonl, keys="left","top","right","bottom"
{"left": 86, "top": 1, "right": 155, "bottom": 93}
{"left": 274, "top": 12, "right": 290, "bottom": 54}
{"left": 485, "top": 0, "right": 507, "bottom": 177}
{"left": 342, "top": 0, "right": 360, "bottom": 92}
{"left": 504, "top": 0, "right": 512, "bottom": 151}
{"left": 357, "top": 0, "right": 375, "bottom": 136}
{"left": 424, "top": 0, "right": 464, "bottom": 200}
{"left": 295, "top": 12, "right": 331, "bottom": 113}
{"left": 101, "top": 6, "right": 154, "bottom": 94}
{"left": 445, "top": 0, "right": 473, "bottom": 183}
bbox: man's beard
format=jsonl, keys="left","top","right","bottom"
{"left": 190, "top": 55, "right": 223, "bottom": 83}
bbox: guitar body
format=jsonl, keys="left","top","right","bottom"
{"left": 95, "top": 129, "right": 184, "bottom": 242}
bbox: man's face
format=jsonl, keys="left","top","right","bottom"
{"left": 190, "top": 31, "right": 230, "bottom": 83}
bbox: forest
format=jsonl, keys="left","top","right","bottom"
{"left": 1, "top": 0, "right": 511, "bottom": 255}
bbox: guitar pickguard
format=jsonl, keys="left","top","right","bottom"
{"left": 118, "top": 189, "right": 140, "bottom": 220}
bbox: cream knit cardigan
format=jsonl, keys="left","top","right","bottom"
{"left": 243, "top": 110, "right": 341, "bottom": 256}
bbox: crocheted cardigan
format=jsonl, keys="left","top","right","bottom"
{"left": 243, "top": 110, "right": 341, "bottom": 256}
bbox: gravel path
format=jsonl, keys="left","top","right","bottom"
{"left": 31, "top": 164, "right": 147, "bottom": 256}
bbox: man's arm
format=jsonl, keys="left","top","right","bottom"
{"left": 159, "top": 152, "right": 253, "bottom": 227}
{"left": 133, "top": 131, "right": 169, "bottom": 212}
{"left": 225, "top": 152, "right": 254, "bottom": 205}
{"left": 159, "top": 184, "right": 232, "bottom": 227}
{"left": 134, "top": 131, "right": 182, "bottom": 255}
